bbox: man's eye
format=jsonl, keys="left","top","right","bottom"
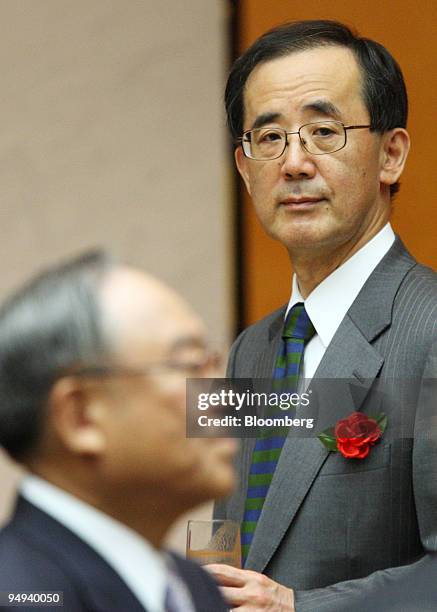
{"left": 258, "top": 130, "right": 282, "bottom": 142}
{"left": 168, "top": 358, "right": 205, "bottom": 374}
{"left": 312, "top": 126, "right": 336, "bottom": 137}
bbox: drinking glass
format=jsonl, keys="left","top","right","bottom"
{"left": 186, "top": 519, "right": 241, "bottom": 568}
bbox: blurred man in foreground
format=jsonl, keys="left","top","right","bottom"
{"left": 0, "top": 250, "right": 234, "bottom": 611}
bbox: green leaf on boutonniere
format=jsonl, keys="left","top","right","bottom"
{"left": 375, "top": 413, "right": 387, "bottom": 434}
{"left": 318, "top": 427, "right": 338, "bottom": 452}
{"left": 367, "top": 413, "right": 387, "bottom": 435}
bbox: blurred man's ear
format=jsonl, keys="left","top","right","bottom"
{"left": 235, "top": 146, "right": 252, "bottom": 196}
{"left": 49, "top": 377, "right": 107, "bottom": 456}
{"left": 379, "top": 127, "right": 410, "bottom": 189}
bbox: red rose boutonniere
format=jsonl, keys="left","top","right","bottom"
{"left": 318, "top": 412, "right": 387, "bottom": 459}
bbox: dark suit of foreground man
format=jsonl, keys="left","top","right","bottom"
{"left": 0, "top": 251, "right": 233, "bottom": 612}
{"left": 210, "top": 20, "right": 437, "bottom": 611}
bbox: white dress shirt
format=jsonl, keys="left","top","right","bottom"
{"left": 20, "top": 475, "right": 177, "bottom": 612}
{"left": 286, "top": 223, "right": 395, "bottom": 380}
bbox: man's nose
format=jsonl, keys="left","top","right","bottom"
{"left": 280, "top": 133, "right": 317, "bottom": 180}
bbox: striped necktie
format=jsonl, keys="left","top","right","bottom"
{"left": 241, "top": 303, "right": 316, "bottom": 565}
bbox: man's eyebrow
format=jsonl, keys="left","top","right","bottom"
{"left": 250, "top": 112, "right": 282, "bottom": 131}
{"left": 248, "top": 102, "right": 342, "bottom": 132}
{"left": 302, "top": 100, "right": 342, "bottom": 119}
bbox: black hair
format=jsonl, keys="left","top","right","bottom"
{"left": 0, "top": 250, "right": 113, "bottom": 459}
{"left": 225, "top": 20, "right": 408, "bottom": 196}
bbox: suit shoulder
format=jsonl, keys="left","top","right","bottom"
{"left": 227, "top": 305, "right": 285, "bottom": 377}
{"left": 0, "top": 525, "right": 82, "bottom": 603}
{"left": 397, "top": 262, "right": 437, "bottom": 318}
{"left": 406, "top": 261, "right": 437, "bottom": 287}
{"left": 234, "top": 305, "right": 286, "bottom": 345}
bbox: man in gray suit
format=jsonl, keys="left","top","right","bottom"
{"left": 209, "top": 20, "right": 437, "bottom": 611}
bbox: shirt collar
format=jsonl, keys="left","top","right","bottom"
{"left": 286, "top": 223, "right": 395, "bottom": 348}
{"left": 20, "top": 474, "right": 168, "bottom": 612}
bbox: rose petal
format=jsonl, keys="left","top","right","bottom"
{"left": 335, "top": 422, "right": 357, "bottom": 438}
{"left": 356, "top": 444, "right": 370, "bottom": 459}
{"left": 337, "top": 441, "right": 361, "bottom": 458}
{"left": 349, "top": 412, "right": 367, "bottom": 424}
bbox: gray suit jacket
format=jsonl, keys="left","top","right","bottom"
{"left": 215, "top": 238, "right": 437, "bottom": 611}
{"left": 333, "top": 553, "right": 437, "bottom": 611}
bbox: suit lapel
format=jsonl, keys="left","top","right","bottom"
{"left": 245, "top": 237, "right": 416, "bottom": 572}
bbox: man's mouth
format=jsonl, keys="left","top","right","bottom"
{"left": 279, "top": 196, "right": 326, "bottom": 209}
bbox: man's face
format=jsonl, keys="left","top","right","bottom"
{"left": 94, "top": 268, "right": 236, "bottom": 506}
{"left": 235, "top": 46, "right": 391, "bottom": 255}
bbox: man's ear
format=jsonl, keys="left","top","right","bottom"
{"left": 48, "top": 377, "right": 107, "bottom": 457}
{"left": 379, "top": 128, "right": 410, "bottom": 188}
{"left": 235, "top": 147, "right": 252, "bottom": 196}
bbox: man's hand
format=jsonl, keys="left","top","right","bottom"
{"left": 206, "top": 564, "right": 295, "bottom": 611}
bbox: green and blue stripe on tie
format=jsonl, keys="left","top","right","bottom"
{"left": 241, "top": 303, "right": 316, "bottom": 564}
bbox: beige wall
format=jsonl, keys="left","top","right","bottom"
{"left": 0, "top": 1, "right": 231, "bottom": 551}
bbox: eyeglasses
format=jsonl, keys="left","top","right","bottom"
{"left": 238, "top": 121, "right": 371, "bottom": 160}
{"left": 69, "top": 349, "right": 222, "bottom": 380}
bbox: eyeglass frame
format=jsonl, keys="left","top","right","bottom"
{"left": 237, "top": 121, "right": 372, "bottom": 160}
{"left": 63, "top": 347, "right": 222, "bottom": 380}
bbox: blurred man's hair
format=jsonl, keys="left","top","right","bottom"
{"left": 226, "top": 19, "right": 408, "bottom": 197}
{"left": 0, "top": 250, "right": 113, "bottom": 460}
